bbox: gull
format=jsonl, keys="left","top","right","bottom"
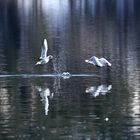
{"left": 35, "top": 39, "right": 53, "bottom": 65}
{"left": 85, "top": 56, "right": 111, "bottom": 67}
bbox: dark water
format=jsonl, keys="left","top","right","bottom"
{"left": 0, "top": 0, "right": 140, "bottom": 140}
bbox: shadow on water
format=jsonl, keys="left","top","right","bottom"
{"left": 0, "top": 0, "right": 140, "bottom": 140}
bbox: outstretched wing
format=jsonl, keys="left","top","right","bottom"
{"left": 99, "top": 58, "right": 111, "bottom": 66}
{"left": 89, "top": 56, "right": 103, "bottom": 67}
{"left": 88, "top": 56, "right": 96, "bottom": 62}
{"left": 40, "top": 39, "right": 48, "bottom": 59}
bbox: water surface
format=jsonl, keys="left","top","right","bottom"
{"left": 0, "top": 0, "right": 140, "bottom": 139}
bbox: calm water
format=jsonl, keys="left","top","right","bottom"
{"left": 0, "top": 0, "right": 140, "bottom": 140}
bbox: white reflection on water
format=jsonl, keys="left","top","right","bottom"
{"left": 127, "top": 68, "right": 140, "bottom": 133}
{"left": 0, "top": 36, "right": 6, "bottom": 73}
{"left": 123, "top": 6, "right": 140, "bottom": 133}
{"left": 36, "top": 86, "right": 54, "bottom": 115}
{"left": 126, "top": 51, "right": 140, "bottom": 132}
{"left": 42, "top": 0, "right": 69, "bottom": 72}
{"left": 86, "top": 84, "right": 112, "bottom": 98}
{"left": 42, "top": 0, "right": 69, "bottom": 17}
{"left": 17, "top": 0, "right": 33, "bottom": 16}
{"left": 17, "top": 0, "right": 34, "bottom": 72}
{"left": 0, "top": 86, "right": 11, "bottom": 127}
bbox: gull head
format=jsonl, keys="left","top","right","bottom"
{"left": 48, "top": 55, "right": 53, "bottom": 60}
{"left": 85, "top": 59, "right": 94, "bottom": 65}
{"left": 85, "top": 59, "right": 89, "bottom": 63}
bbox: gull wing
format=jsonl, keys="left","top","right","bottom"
{"left": 40, "top": 39, "right": 48, "bottom": 59}
{"left": 99, "top": 58, "right": 111, "bottom": 66}
{"left": 88, "top": 56, "right": 96, "bottom": 62}
{"left": 89, "top": 56, "right": 103, "bottom": 67}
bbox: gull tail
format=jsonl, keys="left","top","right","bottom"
{"left": 35, "top": 61, "right": 41, "bottom": 65}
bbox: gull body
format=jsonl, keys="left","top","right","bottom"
{"left": 85, "top": 56, "right": 111, "bottom": 67}
{"left": 36, "top": 39, "right": 53, "bottom": 65}
{"left": 36, "top": 56, "right": 53, "bottom": 65}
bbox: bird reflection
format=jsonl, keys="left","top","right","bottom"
{"left": 36, "top": 86, "right": 53, "bottom": 115}
{"left": 86, "top": 84, "right": 112, "bottom": 97}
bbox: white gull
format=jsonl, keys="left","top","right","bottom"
{"left": 36, "top": 39, "right": 53, "bottom": 65}
{"left": 85, "top": 56, "right": 111, "bottom": 67}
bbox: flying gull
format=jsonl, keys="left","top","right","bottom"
{"left": 36, "top": 39, "right": 53, "bottom": 65}
{"left": 85, "top": 56, "right": 111, "bottom": 67}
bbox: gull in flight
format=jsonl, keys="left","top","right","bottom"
{"left": 35, "top": 39, "right": 53, "bottom": 65}
{"left": 85, "top": 56, "right": 111, "bottom": 67}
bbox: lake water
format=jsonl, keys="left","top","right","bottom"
{"left": 0, "top": 0, "right": 140, "bottom": 140}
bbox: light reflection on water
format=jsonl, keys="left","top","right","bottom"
{"left": 0, "top": 0, "right": 140, "bottom": 139}
{"left": 0, "top": 76, "right": 110, "bottom": 139}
